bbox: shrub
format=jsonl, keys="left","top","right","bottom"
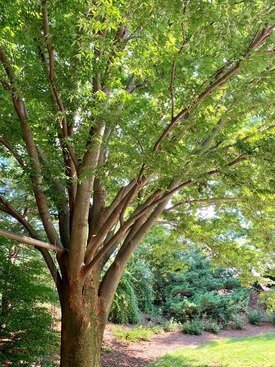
{"left": 109, "top": 270, "right": 141, "bottom": 324}
{"left": 202, "top": 319, "right": 221, "bottom": 334}
{"left": 112, "top": 325, "right": 159, "bottom": 342}
{"left": 247, "top": 309, "right": 263, "bottom": 325}
{"left": 163, "top": 318, "right": 182, "bottom": 332}
{"left": 182, "top": 319, "right": 204, "bottom": 335}
{"left": 269, "top": 311, "right": 275, "bottom": 326}
{"left": 151, "top": 325, "right": 163, "bottom": 334}
{"left": 163, "top": 252, "right": 251, "bottom": 327}
{"left": 109, "top": 259, "right": 155, "bottom": 324}
{"left": 230, "top": 314, "right": 246, "bottom": 330}
{"left": 0, "top": 245, "right": 57, "bottom": 366}
{"left": 131, "top": 260, "right": 155, "bottom": 313}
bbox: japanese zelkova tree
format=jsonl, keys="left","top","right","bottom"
{"left": 0, "top": 1, "right": 274, "bottom": 366}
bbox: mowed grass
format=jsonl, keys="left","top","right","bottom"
{"left": 150, "top": 332, "right": 275, "bottom": 367}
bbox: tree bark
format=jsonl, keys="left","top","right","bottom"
{"left": 59, "top": 274, "right": 107, "bottom": 367}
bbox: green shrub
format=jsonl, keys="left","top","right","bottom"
{"left": 163, "top": 318, "right": 182, "bottom": 332}
{"left": 131, "top": 260, "right": 155, "bottom": 313}
{"left": 109, "top": 259, "right": 155, "bottom": 324}
{"left": 109, "top": 271, "right": 141, "bottom": 324}
{"left": 247, "top": 309, "right": 263, "bottom": 325}
{"left": 163, "top": 252, "right": 250, "bottom": 327}
{"left": 202, "top": 319, "right": 221, "bottom": 334}
{"left": 182, "top": 319, "right": 204, "bottom": 335}
{"left": 269, "top": 311, "right": 275, "bottom": 325}
{"left": 151, "top": 325, "right": 163, "bottom": 334}
{"left": 112, "top": 325, "right": 159, "bottom": 342}
{"left": 230, "top": 314, "right": 246, "bottom": 330}
{"left": 0, "top": 244, "right": 57, "bottom": 366}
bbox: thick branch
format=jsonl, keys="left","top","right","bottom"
{"left": 85, "top": 183, "right": 139, "bottom": 264}
{"left": 85, "top": 153, "right": 247, "bottom": 271}
{"left": 37, "top": 148, "right": 70, "bottom": 248}
{"left": 99, "top": 181, "right": 179, "bottom": 311}
{"left": 0, "top": 229, "right": 64, "bottom": 253}
{"left": 67, "top": 122, "right": 106, "bottom": 276}
{"left": 0, "top": 44, "right": 62, "bottom": 248}
{"left": 0, "top": 197, "right": 61, "bottom": 283}
{"left": 88, "top": 126, "right": 114, "bottom": 238}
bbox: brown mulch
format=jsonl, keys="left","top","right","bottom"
{"left": 101, "top": 323, "right": 275, "bottom": 367}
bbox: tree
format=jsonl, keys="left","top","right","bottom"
{"left": 0, "top": 1, "right": 274, "bottom": 366}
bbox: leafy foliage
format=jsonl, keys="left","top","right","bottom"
{"left": 0, "top": 240, "right": 57, "bottom": 366}
{"left": 162, "top": 251, "right": 251, "bottom": 326}
{"left": 0, "top": 0, "right": 274, "bottom": 363}
{"left": 181, "top": 319, "right": 204, "bottom": 336}
{"left": 109, "top": 258, "right": 155, "bottom": 324}
{"left": 247, "top": 309, "right": 263, "bottom": 325}
{"left": 109, "top": 268, "right": 141, "bottom": 324}
{"left": 111, "top": 324, "right": 161, "bottom": 343}
{"left": 229, "top": 314, "right": 246, "bottom": 330}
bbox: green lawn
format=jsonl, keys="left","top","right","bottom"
{"left": 150, "top": 333, "right": 275, "bottom": 367}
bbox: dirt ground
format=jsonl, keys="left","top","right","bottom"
{"left": 101, "top": 323, "right": 275, "bottom": 367}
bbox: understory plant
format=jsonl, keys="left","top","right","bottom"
{"left": 109, "top": 258, "right": 155, "bottom": 324}
{"left": 112, "top": 324, "right": 161, "bottom": 342}
{"left": 247, "top": 309, "right": 263, "bottom": 325}
{"left": 163, "top": 251, "right": 251, "bottom": 327}
{"left": 0, "top": 243, "right": 57, "bottom": 366}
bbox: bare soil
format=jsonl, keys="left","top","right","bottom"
{"left": 101, "top": 323, "right": 275, "bottom": 367}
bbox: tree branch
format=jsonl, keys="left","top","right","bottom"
{"left": 0, "top": 43, "right": 62, "bottom": 248}
{"left": 85, "top": 183, "right": 140, "bottom": 264}
{"left": 165, "top": 197, "right": 242, "bottom": 212}
{"left": 0, "top": 195, "right": 36, "bottom": 235}
{"left": 88, "top": 126, "right": 114, "bottom": 238}
{"left": 67, "top": 122, "right": 106, "bottom": 276}
{"left": 98, "top": 180, "right": 179, "bottom": 311}
{"left": 41, "top": 0, "right": 78, "bottom": 167}
{"left": 153, "top": 23, "right": 274, "bottom": 152}
{"left": 40, "top": 0, "right": 78, "bottom": 219}
{"left": 0, "top": 195, "right": 62, "bottom": 284}
{"left": 37, "top": 147, "right": 70, "bottom": 248}
{"left": 0, "top": 134, "right": 25, "bottom": 167}
{"left": 0, "top": 229, "right": 64, "bottom": 253}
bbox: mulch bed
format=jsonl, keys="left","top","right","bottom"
{"left": 101, "top": 323, "right": 275, "bottom": 367}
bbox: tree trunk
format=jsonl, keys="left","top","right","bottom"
{"left": 59, "top": 277, "right": 107, "bottom": 367}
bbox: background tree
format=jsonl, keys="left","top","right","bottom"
{"left": 0, "top": 1, "right": 274, "bottom": 366}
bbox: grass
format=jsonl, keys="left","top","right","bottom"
{"left": 150, "top": 332, "right": 275, "bottom": 367}
{"left": 112, "top": 324, "right": 162, "bottom": 342}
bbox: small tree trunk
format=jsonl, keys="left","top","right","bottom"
{"left": 59, "top": 277, "right": 107, "bottom": 367}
